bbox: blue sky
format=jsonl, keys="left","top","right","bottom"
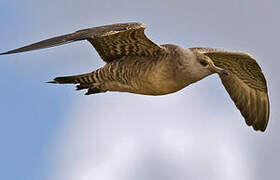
{"left": 0, "top": 0, "right": 279, "bottom": 180}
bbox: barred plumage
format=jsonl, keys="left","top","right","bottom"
{"left": 0, "top": 22, "right": 270, "bottom": 132}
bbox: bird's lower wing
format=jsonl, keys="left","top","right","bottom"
{"left": 219, "top": 70, "right": 269, "bottom": 131}
{"left": 192, "top": 48, "right": 270, "bottom": 131}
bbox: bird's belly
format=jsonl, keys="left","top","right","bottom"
{"left": 131, "top": 76, "right": 189, "bottom": 95}
{"left": 104, "top": 57, "right": 190, "bottom": 95}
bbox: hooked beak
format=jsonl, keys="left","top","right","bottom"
{"left": 209, "top": 62, "right": 229, "bottom": 76}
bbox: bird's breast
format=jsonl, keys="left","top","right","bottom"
{"left": 130, "top": 60, "right": 190, "bottom": 95}
{"left": 104, "top": 51, "right": 193, "bottom": 95}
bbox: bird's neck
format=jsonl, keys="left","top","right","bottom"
{"left": 175, "top": 48, "right": 213, "bottom": 84}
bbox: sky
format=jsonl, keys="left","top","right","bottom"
{"left": 0, "top": 0, "right": 279, "bottom": 180}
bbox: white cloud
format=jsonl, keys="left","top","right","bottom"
{"left": 51, "top": 87, "right": 255, "bottom": 180}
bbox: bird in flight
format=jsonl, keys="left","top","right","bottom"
{"left": 0, "top": 22, "right": 269, "bottom": 132}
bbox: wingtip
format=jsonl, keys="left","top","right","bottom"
{"left": 46, "top": 80, "right": 57, "bottom": 84}
{"left": 0, "top": 50, "right": 24, "bottom": 55}
{"left": 0, "top": 51, "right": 9, "bottom": 55}
{"left": 252, "top": 124, "right": 267, "bottom": 132}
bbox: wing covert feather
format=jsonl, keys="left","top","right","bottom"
{"left": 87, "top": 23, "right": 164, "bottom": 62}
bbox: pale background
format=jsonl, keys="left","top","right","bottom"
{"left": 0, "top": 0, "right": 279, "bottom": 180}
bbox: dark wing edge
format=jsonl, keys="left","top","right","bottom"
{"left": 0, "top": 29, "right": 90, "bottom": 55}
{"left": 191, "top": 47, "right": 270, "bottom": 132}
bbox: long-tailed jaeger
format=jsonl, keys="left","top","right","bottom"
{"left": 0, "top": 22, "right": 270, "bottom": 132}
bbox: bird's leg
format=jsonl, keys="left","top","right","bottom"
{"left": 75, "top": 82, "right": 107, "bottom": 95}
{"left": 76, "top": 83, "right": 90, "bottom": 90}
{"left": 85, "top": 83, "right": 107, "bottom": 95}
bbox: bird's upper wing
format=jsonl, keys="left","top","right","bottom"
{"left": 0, "top": 22, "right": 165, "bottom": 63}
{"left": 190, "top": 47, "right": 270, "bottom": 131}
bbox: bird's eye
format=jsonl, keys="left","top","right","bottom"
{"left": 200, "top": 60, "right": 208, "bottom": 67}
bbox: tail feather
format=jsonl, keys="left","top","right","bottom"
{"left": 48, "top": 71, "right": 104, "bottom": 95}
{"left": 48, "top": 72, "right": 95, "bottom": 84}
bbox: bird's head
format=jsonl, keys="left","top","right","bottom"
{"left": 194, "top": 52, "right": 229, "bottom": 76}
{"left": 181, "top": 51, "right": 229, "bottom": 83}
